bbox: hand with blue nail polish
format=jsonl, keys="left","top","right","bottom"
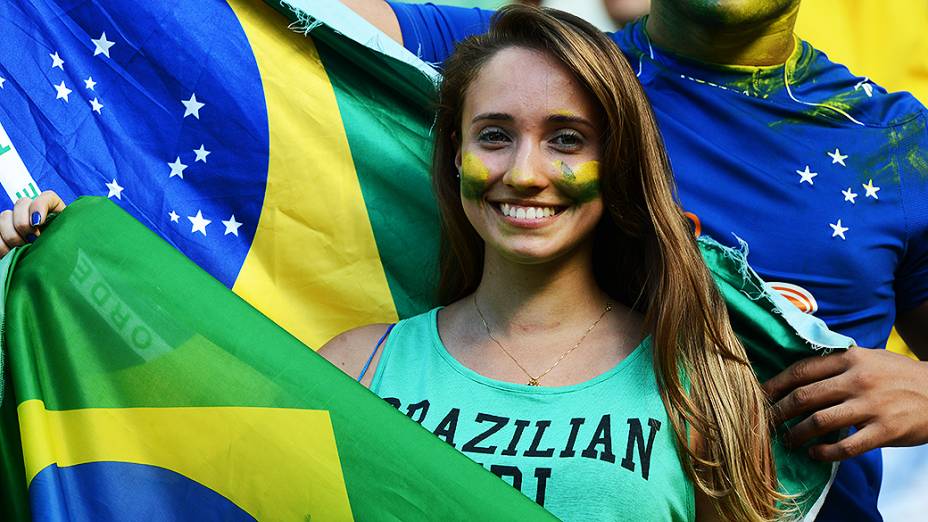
{"left": 0, "top": 190, "right": 66, "bottom": 258}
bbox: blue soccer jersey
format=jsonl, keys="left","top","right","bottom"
{"left": 388, "top": 3, "right": 928, "bottom": 520}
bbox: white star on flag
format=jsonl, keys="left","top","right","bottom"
{"left": 90, "top": 97, "right": 103, "bottom": 114}
{"left": 105, "top": 178, "right": 124, "bottom": 199}
{"left": 84, "top": 77, "right": 96, "bottom": 90}
{"left": 221, "top": 214, "right": 242, "bottom": 236}
{"left": 862, "top": 179, "right": 880, "bottom": 199}
{"left": 842, "top": 187, "right": 858, "bottom": 204}
{"left": 54, "top": 81, "right": 72, "bottom": 102}
{"left": 169, "top": 210, "right": 180, "bottom": 223}
{"left": 50, "top": 51, "right": 64, "bottom": 70}
{"left": 167, "top": 157, "right": 188, "bottom": 179}
{"left": 193, "top": 144, "right": 211, "bottom": 163}
{"left": 796, "top": 165, "right": 817, "bottom": 185}
{"left": 827, "top": 148, "right": 848, "bottom": 166}
{"left": 829, "top": 219, "right": 849, "bottom": 240}
{"left": 0, "top": 77, "right": 5, "bottom": 89}
{"left": 91, "top": 32, "right": 116, "bottom": 58}
{"left": 181, "top": 93, "right": 205, "bottom": 119}
{"left": 188, "top": 210, "right": 211, "bottom": 236}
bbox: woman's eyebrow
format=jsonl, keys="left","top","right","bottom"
{"left": 471, "top": 112, "right": 513, "bottom": 123}
{"left": 546, "top": 114, "right": 594, "bottom": 128}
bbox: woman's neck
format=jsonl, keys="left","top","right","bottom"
{"left": 473, "top": 245, "right": 610, "bottom": 336}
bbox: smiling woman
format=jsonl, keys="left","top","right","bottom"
{"left": 320, "top": 5, "right": 784, "bottom": 521}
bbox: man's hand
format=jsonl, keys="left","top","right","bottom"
{"left": 763, "top": 346, "right": 928, "bottom": 461}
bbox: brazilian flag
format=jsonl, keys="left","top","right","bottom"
{"left": 0, "top": 0, "right": 852, "bottom": 520}
{"left": 0, "top": 197, "right": 557, "bottom": 520}
{"left": 0, "top": 199, "right": 852, "bottom": 520}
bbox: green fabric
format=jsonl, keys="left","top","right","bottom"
{"left": 268, "top": 0, "right": 442, "bottom": 318}
{"left": 372, "top": 309, "right": 694, "bottom": 521}
{"left": 0, "top": 197, "right": 556, "bottom": 521}
{"left": 699, "top": 236, "right": 850, "bottom": 518}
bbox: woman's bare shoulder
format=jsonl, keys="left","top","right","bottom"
{"left": 319, "top": 323, "right": 393, "bottom": 386}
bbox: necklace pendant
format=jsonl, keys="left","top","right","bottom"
{"left": 527, "top": 378, "right": 540, "bottom": 386}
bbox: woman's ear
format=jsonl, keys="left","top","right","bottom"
{"left": 453, "top": 132, "right": 463, "bottom": 174}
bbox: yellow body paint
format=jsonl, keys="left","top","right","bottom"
{"left": 461, "top": 152, "right": 490, "bottom": 200}
{"left": 554, "top": 160, "right": 601, "bottom": 203}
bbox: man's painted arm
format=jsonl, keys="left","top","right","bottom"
{"left": 340, "top": 0, "right": 403, "bottom": 44}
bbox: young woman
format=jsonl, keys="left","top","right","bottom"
{"left": 322, "top": 6, "right": 784, "bottom": 521}
{"left": 4, "top": 6, "right": 784, "bottom": 520}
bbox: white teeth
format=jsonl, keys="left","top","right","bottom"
{"left": 498, "top": 203, "right": 558, "bottom": 219}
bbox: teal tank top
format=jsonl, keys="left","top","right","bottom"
{"left": 370, "top": 308, "right": 695, "bottom": 521}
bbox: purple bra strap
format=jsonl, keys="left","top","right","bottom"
{"left": 357, "top": 323, "right": 395, "bottom": 382}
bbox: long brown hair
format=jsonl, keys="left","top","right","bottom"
{"left": 432, "top": 5, "right": 786, "bottom": 520}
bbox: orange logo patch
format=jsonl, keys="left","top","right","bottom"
{"left": 768, "top": 282, "right": 819, "bottom": 314}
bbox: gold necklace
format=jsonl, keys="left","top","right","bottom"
{"left": 473, "top": 294, "right": 613, "bottom": 386}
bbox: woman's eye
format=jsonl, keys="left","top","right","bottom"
{"left": 552, "top": 131, "right": 584, "bottom": 149}
{"left": 477, "top": 128, "right": 510, "bottom": 144}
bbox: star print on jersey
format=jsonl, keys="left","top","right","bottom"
{"left": 193, "top": 144, "right": 211, "bottom": 163}
{"left": 829, "top": 219, "right": 849, "bottom": 240}
{"left": 784, "top": 146, "right": 883, "bottom": 242}
{"left": 796, "top": 165, "right": 818, "bottom": 185}
{"left": 827, "top": 148, "right": 848, "bottom": 166}
{"left": 842, "top": 187, "right": 858, "bottom": 204}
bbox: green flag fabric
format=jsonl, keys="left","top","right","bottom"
{"left": 0, "top": 197, "right": 557, "bottom": 520}
{"left": 0, "top": 198, "right": 852, "bottom": 520}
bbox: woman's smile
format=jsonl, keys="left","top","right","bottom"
{"left": 491, "top": 200, "right": 569, "bottom": 228}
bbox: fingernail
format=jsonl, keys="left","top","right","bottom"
{"left": 31, "top": 212, "right": 41, "bottom": 227}
{"left": 26, "top": 234, "right": 37, "bottom": 243}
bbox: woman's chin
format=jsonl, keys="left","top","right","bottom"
{"left": 492, "top": 242, "right": 577, "bottom": 266}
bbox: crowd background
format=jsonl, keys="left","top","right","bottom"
{"left": 402, "top": 0, "right": 928, "bottom": 519}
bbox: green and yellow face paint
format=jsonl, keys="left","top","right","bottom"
{"left": 460, "top": 152, "right": 490, "bottom": 201}
{"left": 552, "top": 160, "right": 600, "bottom": 203}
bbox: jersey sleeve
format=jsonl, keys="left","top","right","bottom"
{"left": 895, "top": 109, "right": 928, "bottom": 313}
{"left": 387, "top": 2, "right": 494, "bottom": 64}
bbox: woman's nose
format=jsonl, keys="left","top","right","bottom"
{"left": 502, "top": 141, "right": 549, "bottom": 190}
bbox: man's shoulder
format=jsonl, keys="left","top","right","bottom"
{"left": 799, "top": 40, "right": 928, "bottom": 129}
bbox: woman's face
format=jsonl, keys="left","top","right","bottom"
{"left": 457, "top": 47, "right": 604, "bottom": 265}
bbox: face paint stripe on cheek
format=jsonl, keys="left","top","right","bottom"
{"left": 460, "top": 152, "right": 491, "bottom": 200}
{"left": 554, "top": 160, "right": 600, "bottom": 203}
